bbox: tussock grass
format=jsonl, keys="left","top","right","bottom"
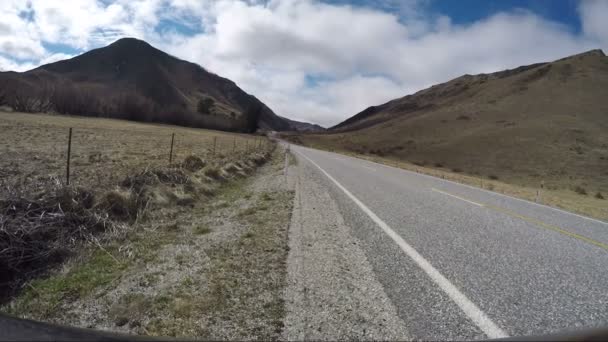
{"left": 0, "top": 183, "right": 117, "bottom": 301}
{"left": 182, "top": 155, "right": 206, "bottom": 172}
{"left": 193, "top": 225, "right": 212, "bottom": 235}
{"left": 574, "top": 186, "right": 587, "bottom": 195}
{"left": 203, "top": 166, "right": 221, "bottom": 179}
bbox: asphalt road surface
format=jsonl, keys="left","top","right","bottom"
{"left": 288, "top": 143, "right": 608, "bottom": 341}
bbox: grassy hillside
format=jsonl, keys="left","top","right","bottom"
{"left": 294, "top": 50, "right": 608, "bottom": 195}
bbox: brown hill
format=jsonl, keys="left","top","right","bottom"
{"left": 0, "top": 38, "right": 316, "bottom": 132}
{"left": 296, "top": 49, "right": 608, "bottom": 193}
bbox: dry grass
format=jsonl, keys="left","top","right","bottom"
{"left": 0, "top": 111, "right": 266, "bottom": 192}
{"left": 0, "top": 110, "right": 274, "bottom": 302}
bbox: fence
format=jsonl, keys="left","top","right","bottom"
{"left": 0, "top": 120, "right": 270, "bottom": 193}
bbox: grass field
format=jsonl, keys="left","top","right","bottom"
{"left": 0, "top": 110, "right": 267, "bottom": 192}
{"left": 284, "top": 136, "right": 608, "bottom": 222}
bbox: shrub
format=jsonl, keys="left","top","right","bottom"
{"left": 489, "top": 174, "right": 499, "bottom": 180}
{"left": 197, "top": 97, "right": 215, "bottom": 114}
{"left": 574, "top": 186, "right": 587, "bottom": 195}
{"left": 223, "top": 163, "right": 241, "bottom": 174}
{"left": 595, "top": 192, "right": 605, "bottom": 200}
{"left": 456, "top": 115, "right": 471, "bottom": 120}
{"left": 97, "top": 190, "right": 137, "bottom": 220}
{"left": 452, "top": 167, "right": 463, "bottom": 173}
{"left": 434, "top": 162, "right": 443, "bottom": 168}
{"left": 194, "top": 225, "right": 211, "bottom": 235}
{"left": 183, "top": 155, "right": 206, "bottom": 172}
{"left": 204, "top": 166, "right": 221, "bottom": 179}
{"left": 0, "top": 185, "right": 109, "bottom": 300}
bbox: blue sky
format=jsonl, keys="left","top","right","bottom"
{"left": 430, "top": 0, "right": 580, "bottom": 29}
{"left": 1, "top": 0, "right": 607, "bottom": 126}
{"left": 325, "top": 0, "right": 581, "bottom": 29}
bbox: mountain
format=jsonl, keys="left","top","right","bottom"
{"left": 0, "top": 38, "right": 314, "bottom": 132}
{"left": 295, "top": 49, "right": 608, "bottom": 192}
{"left": 280, "top": 116, "right": 326, "bottom": 132}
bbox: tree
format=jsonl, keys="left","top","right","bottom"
{"left": 0, "top": 81, "right": 6, "bottom": 107}
{"left": 197, "top": 97, "right": 215, "bottom": 114}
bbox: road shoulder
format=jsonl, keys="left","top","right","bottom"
{"left": 283, "top": 151, "right": 410, "bottom": 340}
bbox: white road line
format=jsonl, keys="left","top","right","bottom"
{"left": 297, "top": 144, "right": 607, "bottom": 225}
{"left": 432, "top": 188, "right": 485, "bottom": 207}
{"left": 294, "top": 149, "right": 508, "bottom": 339}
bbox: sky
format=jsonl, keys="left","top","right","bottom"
{"left": 1, "top": 0, "right": 607, "bottom": 127}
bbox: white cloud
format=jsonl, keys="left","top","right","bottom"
{"left": 1, "top": 0, "right": 608, "bottom": 126}
{"left": 579, "top": 0, "right": 608, "bottom": 46}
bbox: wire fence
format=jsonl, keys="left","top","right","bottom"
{"left": 0, "top": 121, "right": 270, "bottom": 193}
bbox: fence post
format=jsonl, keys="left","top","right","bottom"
{"left": 66, "top": 128, "right": 72, "bottom": 185}
{"left": 537, "top": 180, "right": 544, "bottom": 203}
{"left": 169, "top": 132, "right": 175, "bottom": 164}
{"left": 212, "top": 136, "right": 217, "bottom": 155}
{"left": 233, "top": 137, "right": 236, "bottom": 153}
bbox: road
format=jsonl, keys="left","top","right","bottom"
{"left": 287, "top": 143, "right": 608, "bottom": 340}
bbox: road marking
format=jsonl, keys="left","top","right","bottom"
{"left": 432, "top": 188, "right": 484, "bottom": 207}
{"left": 359, "top": 164, "right": 377, "bottom": 172}
{"left": 485, "top": 204, "right": 608, "bottom": 251}
{"left": 299, "top": 143, "right": 606, "bottom": 226}
{"left": 432, "top": 188, "right": 608, "bottom": 252}
{"left": 295, "top": 149, "right": 508, "bottom": 339}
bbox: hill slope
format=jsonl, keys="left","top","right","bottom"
{"left": 296, "top": 49, "right": 608, "bottom": 193}
{"left": 0, "top": 38, "right": 316, "bottom": 132}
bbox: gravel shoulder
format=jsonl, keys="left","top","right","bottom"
{"left": 284, "top": 150, "right": 410, "bottom": 340}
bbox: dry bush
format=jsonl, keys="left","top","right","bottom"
{"left": 0, "top": 182, "right": 112, "bottom": 300}
{"left": 183, "top": 155, "right": 206, "bottom": 172}
{"left": 223, "top": 163, "right": 241, "bottom": 174}
{"left": 574, "top": 185, "right": 587, "bottom": 195}
{"left": 51, "top": 83, "right": 102, "bottom": 116}
{"left": 0, "top": 82, "right": 7, "bottom": 107}
{"left": 204, "top": 166, "right": 221, "bottom": 179}
{"left": 251, "top": 153, "right": 268, "bottom": 166}
{"left": 8, "top": 86, "right": 53, "bottom": 113}
{"left": 96, "top": 190, "right": 137, "bottom": 220}
{"left": 122, "top": 168, "right": 190, "bottom": 193}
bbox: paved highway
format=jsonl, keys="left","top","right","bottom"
{"left": 288, "top": 143, "right": 608, "bottom": 340}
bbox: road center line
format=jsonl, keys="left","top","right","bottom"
{"left": 485, "top": 204, "right": 608, "bottom": 251}
{"left": 432, "top": 188, "right": 485, "bottom": 207}
{"left": 294, "top": 149, "right": 508, "bottom": 339}
{"left": 359, "top": 164, "right": 377, "bottom": 172}
{"left": 431, "top": 188, "right": 608, "bottom": 251}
